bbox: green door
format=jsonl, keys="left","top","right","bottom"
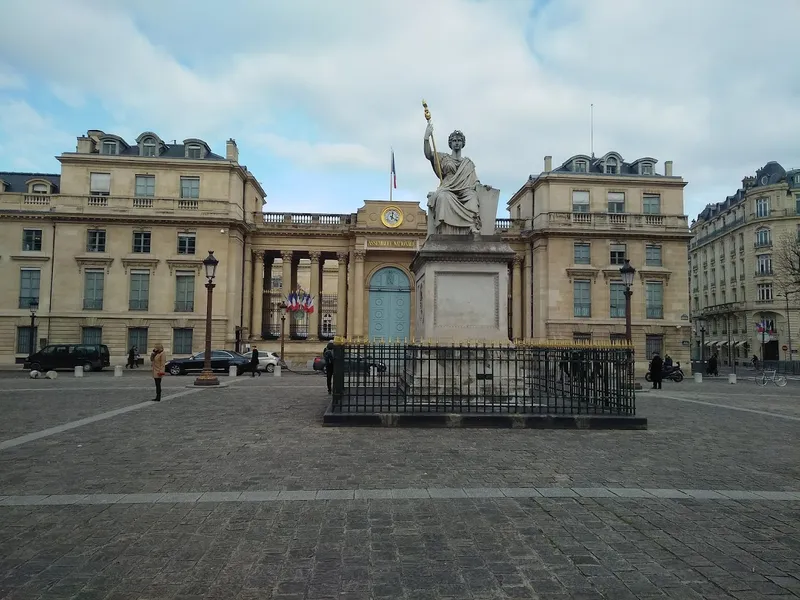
{"left": 368, "top": 267, "right": 411, "bottom": 342}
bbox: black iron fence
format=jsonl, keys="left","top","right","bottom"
{"left": 330, "top": 341, "right": 636, "bottom": 415}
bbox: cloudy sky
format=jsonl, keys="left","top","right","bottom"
{"left": 1, "top": 0, "right": 799, "bottom": 219}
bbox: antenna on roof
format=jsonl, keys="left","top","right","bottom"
{"left": 590, "top": 103, "right": 595, "bottom": 159}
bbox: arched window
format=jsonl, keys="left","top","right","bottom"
{"left": 322, "top": 313, "right": 333, "bottom": 336}
{"left": 755, "top": 228, "right": 772, "bottom": 248}
{"left": 142, "top": 137, "right": 157, "bottom": 157}
{"left": 605, "top": 157, "right": 618, "bottom": 174}
{"left": 29, "top": 183, "right": 49, "bottom": 194}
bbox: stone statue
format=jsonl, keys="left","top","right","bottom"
{"left": 424, "top": 123, "right": 487, "bottom": 235}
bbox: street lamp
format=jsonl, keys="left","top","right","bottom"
{"left": 697, "top": 316, "right": 707, "bottom": 373}
{"left": 619, "top": 259, "right": 636, "bottom": 342}
{"left": 279, "top": 301, "right": 287, "bottom": 367}
{"left": 194, "top": 250, "right": 220, "bottom": 387}
{"left": 28, "top": 299, "right": 39, "bottom": 356}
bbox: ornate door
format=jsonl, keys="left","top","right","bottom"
{"left": 368, "top": 267, "right": 411, "bottom": 342}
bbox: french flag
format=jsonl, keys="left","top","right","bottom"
{"left": 304, "top": 294, "right": 315, "bottom": 314}
{"left": 391, "top": 149, "right": 397, "bottom": 189}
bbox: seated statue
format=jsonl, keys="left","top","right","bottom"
{"left": 424, "top": 125, "right": 488, "bottom": 235}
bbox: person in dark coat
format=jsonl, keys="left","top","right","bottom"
{"left": 649, "top": 352, "right": 663, "bottom": 390}
{"left": 323, "top": 342, "right": 335, "bottom": 394}
{"left": 663, "top": 354, "right": 673, "bottom": 368}
{"left": 707, "top": 353, "right": 718, "bottom": 377}
{"left": 126, "top": 346, "right": 136, "bottom": 369}
{"left": 249, "top": 346, "right": 261, "bottom": 377}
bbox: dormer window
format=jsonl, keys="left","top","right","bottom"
{"left": 574, "top": 160, "right": 588, "bottom": 173}
{"left": 641, "top": 163, "right": 653, "bottom": 175}
{"left": 29, "top": 183, "right": 49, "bottom": 195}
{"left": 101, "top": 140, "right": 118, "bottom": 155}
{"left": 142, "top": 137, "right": 157, "bottom": 157}
{"left": 186, "top": 145, "right": 203, "bottom": 159}
{"left": 604, "top": 157, "right": 618, "bottom": 174}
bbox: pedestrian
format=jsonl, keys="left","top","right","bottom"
{"left": 663, "top": 353, "right": 673, "bottom": 368}
{"left": 126, "top": 346, "right": 136, "bottom": 369}
{"left": 707, "top": 353, "right": 719, "bottom": 377}
{"left": 250, "top": 346, "right": 261, "bottom": 377}
{"left": 323, "top": 342, "right": 335, "bottom": 394}
{"left": 649, "top": 351, "right": 663, "bottom": 390}
{"left": 150, "top": 343, "right": 166, "bottom": 402}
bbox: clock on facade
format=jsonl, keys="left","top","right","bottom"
{"left": 381, "top": 206, "right": 404, "bottom": 228}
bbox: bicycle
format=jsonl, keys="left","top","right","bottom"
{"left": 757, "top": 369, "right": 787, "bottom": 387}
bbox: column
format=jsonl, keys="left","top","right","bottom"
{"left": 226, "top": 235, "right": 239, "bottom": 345}
{"left": 336, "top": 252, "right": 348, "bottom": 339}
{"left": 263, "top": 257, "right": 274, "bottom": 335}
{"left": 252, "top": 251, "right": 264, "bottom": 340}
{"left": 308, "top": 252, "right": 321, "bottom": 340}
{"left": 512, "top": 254, "right": 523, "bottom": 340}
{"left": 353, "top": 250, "right": 366, "bottom": 337}
{"left": 242, "top": 241, "right": 252, "bottom": 339}
{"left": 281, "top": 251, "right": 293, "bottom": 337}
{"left": 523, "top": 245, "right": 533, "bottom": 338}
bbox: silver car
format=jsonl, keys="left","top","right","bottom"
{"left": 241, "top": 350, "right": 280, "bottom": 373}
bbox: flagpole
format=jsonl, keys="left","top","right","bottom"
{"left": 389, "top": 147, "right": 393, "bottom": 203}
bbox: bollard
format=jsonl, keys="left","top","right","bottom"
{"left": 74, "top": 365, "right": 84, "bottom": 378}
{"left": 229, "top": 365, "right": 237, "bottom": 377}
{"left": 274, "top": 364, "right": 281, "bottom": 377}
{"left": 693, "top": 372, "right": 702, "bottom": 383}
{"left": 114, "top": 365, "right": 123, "bottom": 377}
{"left": 728, "top": 373, "right": 737, "bottom": 384}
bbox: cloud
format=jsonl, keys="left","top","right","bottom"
{"left": 1, "top": 0, "right": 799, "bottom": 215}
{"left": 0, "top": 63, "right": 25, "bottom": 91}
{"left": 0, "top": 99, "right": 74, "bottom": 171}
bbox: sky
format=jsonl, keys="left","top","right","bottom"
{"left": 1, "top": 0, "right": 799, "bottom": 220}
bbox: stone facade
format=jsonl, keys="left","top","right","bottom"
{"left": 1, "top": 134, "right": 692, "bottom": 373}
{"left": 689, "top": 161, "right": 800, "bottom": 363}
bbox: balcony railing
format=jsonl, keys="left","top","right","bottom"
{"left": 646, "top": 306, "right": 664, "bottom": 319}
{"left": 129, "top": 299, "right": 149, "bottom": 311}
{"left": 691, "top": 215, "right": 746, "bottom": 248}
{"left": 755, "top": 269, "right": 774, "bottom": 277}
{"left": 83, "top": 298, "right": 103, "bottom": 310}
{"left": 537, "top": 212, "right": 688, "bottom": 231}
{"left": 174, "top": 301, "right": 194, "bottom": 312}
{"left": 18, "top": 296, "right": 39, "bottom": 310}
{"left": 754, "top": 241, "right": 773, "bottom": 249}
{"left": 573, "top": 303, "right": 591, "bottom": 318}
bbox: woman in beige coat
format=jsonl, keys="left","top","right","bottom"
{"left": 150, "top": 343, "right": 166, "bottom": 401}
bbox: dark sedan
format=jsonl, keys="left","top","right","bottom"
{"left": 165, "top": 350, "right": 250, "bottom": 376}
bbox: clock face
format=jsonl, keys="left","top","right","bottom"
{"left": 381, "top": 207, "right": 403, "bottom": 228}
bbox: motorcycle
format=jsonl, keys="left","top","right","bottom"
{"left": 645, "top": 362, "right": 684, "bottom": 383}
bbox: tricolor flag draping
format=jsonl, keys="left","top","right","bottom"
{"left": 391, "top": 149, "right": 397, "bottom": 189}
{"left": 303, "top": 294, "right": 315, "bottom": 314}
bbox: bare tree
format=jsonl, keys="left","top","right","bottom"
{"left": 773, "top": 231, "right": 800, "bottom": 306}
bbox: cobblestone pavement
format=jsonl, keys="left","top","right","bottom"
{"left": 0, "top": 372, "right": 798, "bottom": 599}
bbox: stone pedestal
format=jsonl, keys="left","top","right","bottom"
{"left": 411, "top": 234, "right": 515, "bottom": 343}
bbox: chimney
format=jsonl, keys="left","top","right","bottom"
{"left": 544, "top": 155, "right": 552, "bottom": 172}
{"left": 76, "top": 136, "right": 95, "bottom": 154}
{"left": 226, "top": 138, "right": 239, "bottom": 162}
{"left": 664, "top": 160, "right": 673, "bottom": 177}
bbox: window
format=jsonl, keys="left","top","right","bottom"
{"left": 177, "top": 233, "right": 196, "bottom": 255}
{"left": 16, "top": 326, "right": 38, "bottom": 354}
{"left": 87, "top": 229, "right": 106, "bottom": 252}
{"left": 322, "top": 314, "right": 334, "bottom": 337}
{"left": 757, "top": 283, "right": 773, "bottom": 302}
{"left": 755, "top": 228, "right": 771, "bottom": 248}
{"left": 641, "top": 163, "right": 653, "bottom": 175}
{"left": 645, "top": 335, "right": 664, "bottom": 358}
{"left": 609, "top": 282, "right": 626, "bottom": 318}
{"left": 132, "top": 231, "right": 151, "bottom": 253}
{"left": 795, "top": 174, "right": 800, "bottom": 185}
{"left": 571, "top": 190, "right": 589, "bottom": 213}
{"left": 643, "top": 194, "right": 661, "bottom": 215}
{"left": 795, "top": 194, "right": 799, "bottom": 215}
{"left": 756, "top": 197, "right": 770, "bottom": 218}
{"left": 19, "top": 269, "right": 40, "bottom": 309}
{"left": 604, "top": 157, "right": 618, "bottom": 174}
{"left": 756, "top": 254, "right": 772, "bottom": 275}
{"left": 129, "top": 271, "right": 150, "bottom": 311}
{"left": 89, "top": 172, "right": 111, "bottom": 196}
{"left": 30, "top": 183, "right": 49, "bottom": 194}
{"left": 83, "top": 270, "right": 104, "bottom": 310}
{"left": 574, "top": 160, "right": 587, "bottom": 173}
{"left": 645, "top": 281, "right": 663, "bottom": 319}
{"left": 173, "top": 328, "right": 193, "bottom": 354}
{"left": 271, "top": 276, "right": 283, "bottom": 289}
{"left": 180, "top": 176, "right": 200, "bottom": 199}
{"left": 610, "top": 243, "right": 626, "bottom": 265}
{"left": 22, "top": 229, "right": 42, "bottom": 251}
{"left": 100, "top": 140, "right": 117, "bottom": 155}
{"left": 573, "top": 280, "right": 591, "bottom": 317}
{"left": 645, "top": 244, "right": 662, "bottom": 267}
{"left": 142, "top": 138, "right": 157, "bottom": 157}
{"left": 128, "top": 328, "right": 148, "bottom": 352}
{"left": 186, "top": 145, "right": 202, "bottom": 159}
{"left": 82, "top": 327, "right": 102, "bottom": 345}
{"left": 175, "top": 272, "right": 195, "bottom": 312}
{"left": 607, "top": 192, "right": 625, "bottom": 213}
{"left": 135, "top": 175, "right": 155, "bottom": 197}
{"left": 573, "top": 243, "right": 591, "bottom": 264}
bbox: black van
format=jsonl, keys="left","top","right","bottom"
{"left": 24, "top": 344, "right": 111, "bottom": 372}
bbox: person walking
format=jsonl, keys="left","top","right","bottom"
{"left": 150, "top": 344, "right": 166, "bottom": 402}
{"left": 649, "top": 351, "right": 663, "bottom": 390}
{"left": 126, "top": 346, "right": 136, "bottom": 369}
{"left": 249, "top": 346, "right": 261, "bottom": 377}
{"left": 323, "top": 342, "right": 335, "bottom": 394}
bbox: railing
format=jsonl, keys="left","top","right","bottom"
{"left": 646, "top": 307, "right": 664, "bottom": 319}
{"left": 754, "top": 241, "right": 773, "bottom": 249}
{"left": 174, "top": 301, "right": 194, "bottom": 312}
{"left": 536, "top": 212, "right": 687, "bottom": 231}
{"left": 129, "top": 300, "right": 149, "bottom": 311}
{"left": 83, "top": 298, "right": 103, "bottom": 310}
{"left": 18, "top": 296, "right": 39, "bottom": 310}
{"left": 755, "top": 269, "right": 774, "bottom": 277}
{"left": 24, "top": 194, "right": 51, "bottom": 205}
{"left": 261, "top": 213, "right": 352, "bottom": 227}
{"left": 330, "top": 342, "right": 636, "bottom": 416}
{"left": 691, "top": 215, "right": 746, "bottom": 248}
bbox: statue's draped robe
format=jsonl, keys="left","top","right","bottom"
{"left": 427, "top": 152, "right": 479, "bottom": 231}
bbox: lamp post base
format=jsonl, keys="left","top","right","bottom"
{"left": 194, "top": 370, "right": 220, "bottom": 386}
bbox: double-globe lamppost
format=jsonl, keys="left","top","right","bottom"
{"left": 194, "top": 251, "right": 220, "bottom": 387}
{"left": 29, "top": 298, "right": 39, "bottom": 356}
{"left": 279, "top": 300, "right": 288, "bottom": 368}
{"left": 619, "top": 259, "right": 636, "bottom": 342}
{"left": 696, "top": 316, "right": 707, "bottom": 374}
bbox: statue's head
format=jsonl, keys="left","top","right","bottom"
{"left": 448, "top": 130, "right": 465, "bottom": 150}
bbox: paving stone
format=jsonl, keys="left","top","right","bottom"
{"left": 680, "top": 489, "right": 728, "bottom": 499}
{"left": 277, "top": 490, "right": 316, "bottom": 501}
{"left": 751, "top": 491, "right": 800, "bottom": 500}
{"left": 463, "top": 487, "right": 503, "bottom": 498}
{"left": 198, "top": 491, "right": 242, "bottom": 502}
{"left": 354, "top": 489, "right": 392, "bottom": 499}
{"left": 716, "top": 490, "right": 764, "bottom": 500}
{"left": 499, "top": 487, "right": 542, "bottom": 498}
{"left": 606, "top": 488, "right": 654, "bottom": 498}
{"left": 536, "top": 488, "right": 578, "bottom": 497}
{"left": 239, "top": 491, "right": 280, "bottom": 501}
{"left": 315, "top": 489, "right": 355, "bottom": 500}
{"left": 118, "top": 493, "right": 163, "bottom": 503}
{"left": 643, "top": 489, "right": 690, "bottom": 499}
{"left": 156, "top": 492, "right": 204, "bottom": 503}
{"left": 427, "top": 488, "right": 468, "bottom": 499}
{"left": 572, "top": 487, "right": 618, "bottom": 498}
{"left": 390, "top": 488, "right": 430, "bottom": 499}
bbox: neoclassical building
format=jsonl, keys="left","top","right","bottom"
{"left": 0, "top": 131, "right": 692, "bottom": 372}
{"left": 689, "top": 161, "right": 800, "bottom": 363}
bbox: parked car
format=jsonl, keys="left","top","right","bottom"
{"left": 165, "top": 350, "right": 250, "bottom": 376}
{"left": 241, "top": 350, "right": 280, "bottom": 373}
{"left": 24, "top": 344, "right": 110, "bottom": 372}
